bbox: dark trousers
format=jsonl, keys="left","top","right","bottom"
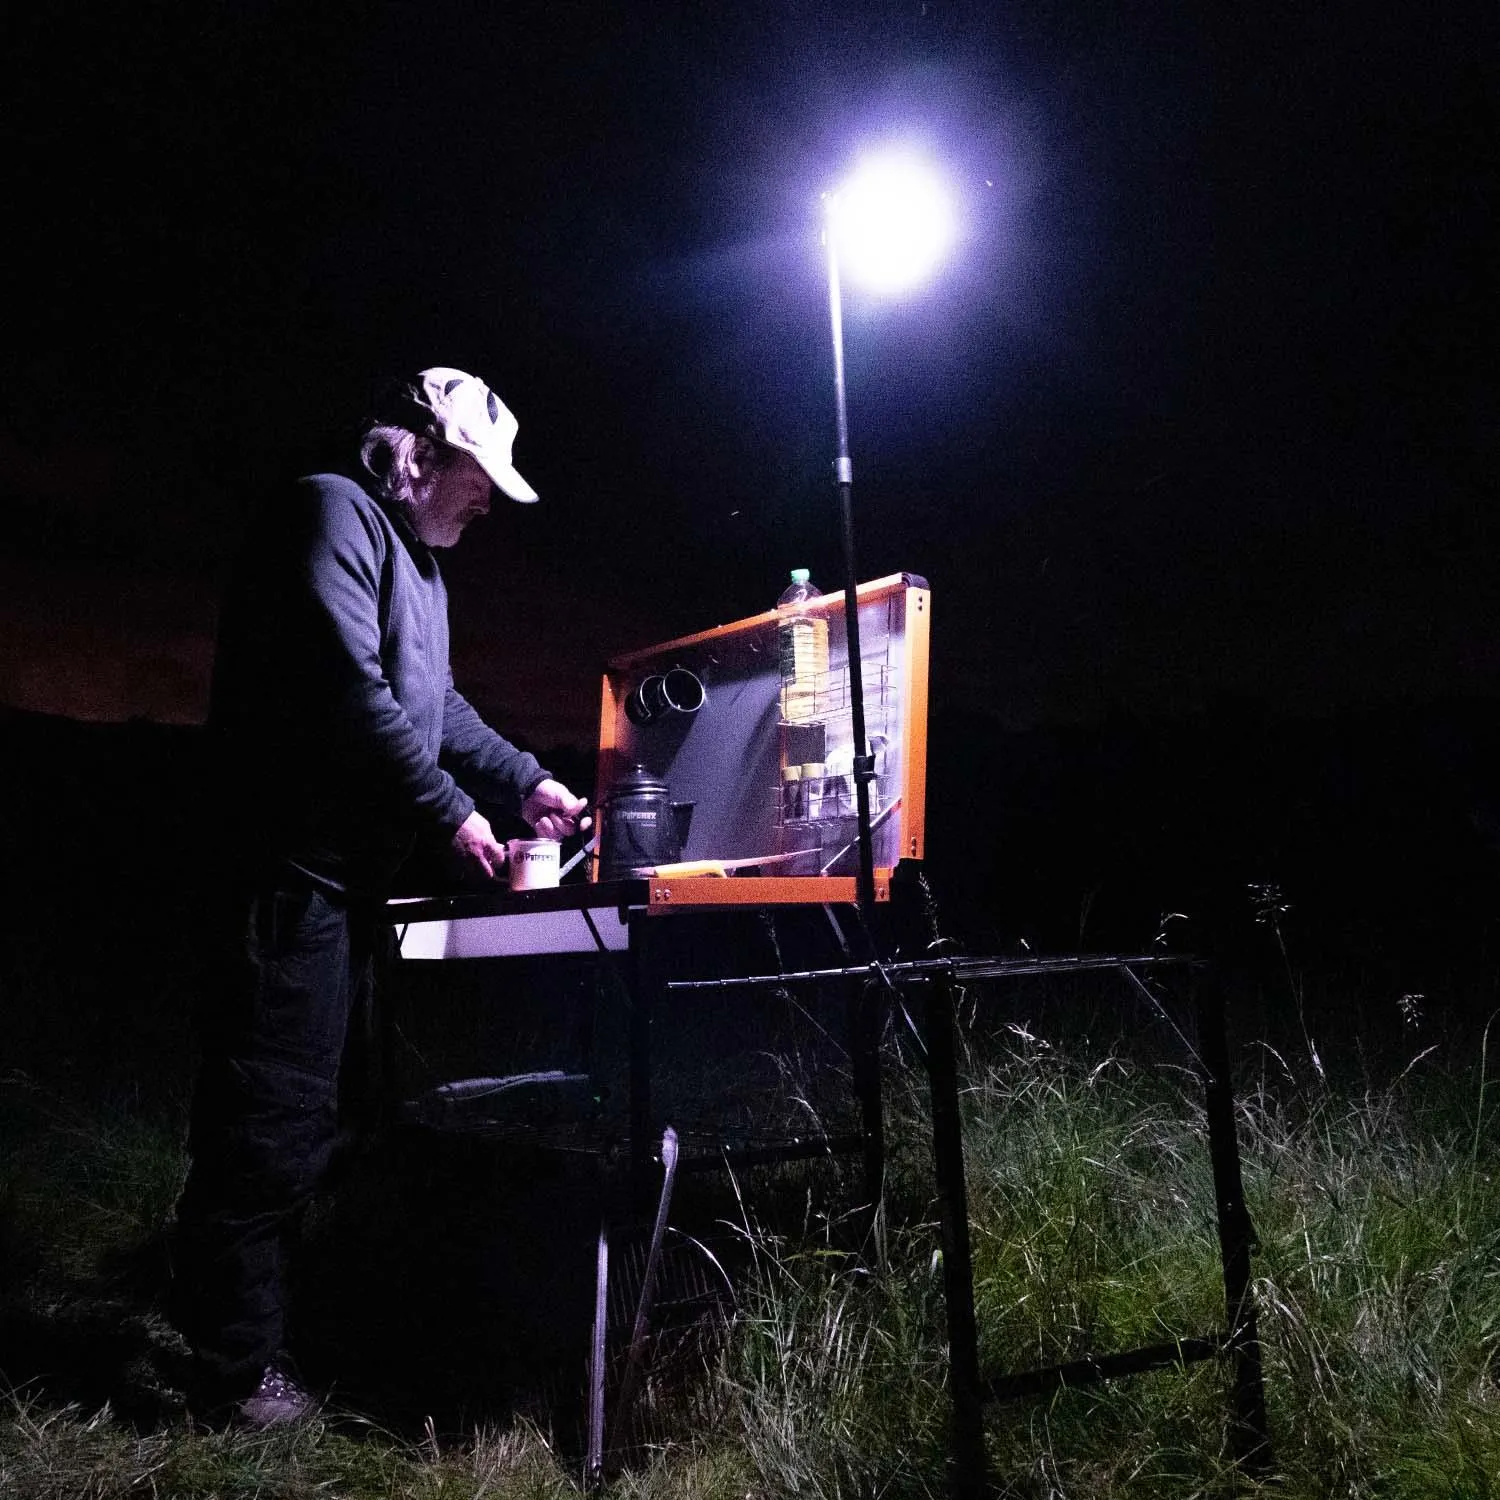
{"left": 171, "top": 872, "right": 386, "bottom": 1399}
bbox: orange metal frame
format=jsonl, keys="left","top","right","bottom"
{"left": 592, "top": 573, "right": 930, "bottom": 908}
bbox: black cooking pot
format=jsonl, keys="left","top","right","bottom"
{"left": 599, "top": 765, "right": 695, "bottom": 879}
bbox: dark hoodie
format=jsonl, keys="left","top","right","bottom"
{"left": 210, "top": 472, "right": 547, "bottom": 895}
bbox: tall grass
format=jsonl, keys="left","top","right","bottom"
{"left": 1243, "top": 1034, "right": 1500, "bottom": 1495}
{"left": 4, "top": 996, "right": 1499, "bottom": 1498}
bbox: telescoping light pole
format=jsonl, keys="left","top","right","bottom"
{"left": 820, "top": 152, "right": 954, "bottom": 929}
{"left": 822, "top": 151, "right": 991, "bottom": 1498}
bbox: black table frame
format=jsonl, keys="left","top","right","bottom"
{"left": 390, "top": 877, "right": 1271, "bottom": 1494}
{"left": 389, "top": 880, "right": 888, "bottom": 1195}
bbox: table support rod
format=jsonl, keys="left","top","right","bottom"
{"left": 667, "top": 952, "right": 1191, "bottom": 991}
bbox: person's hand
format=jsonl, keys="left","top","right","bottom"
{"left": 521, "top": 779, "right": 591, "bottom": 841}
{"left": 451, "top": 809, "right": 508, "bottom": 880}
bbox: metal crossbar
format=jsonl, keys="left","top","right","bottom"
{"left": 665, "top": 951, "right": 1186, "bottom": 991}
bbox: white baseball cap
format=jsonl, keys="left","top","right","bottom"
{"left": 378, "top": 366, "right": 539, "bottom": 502}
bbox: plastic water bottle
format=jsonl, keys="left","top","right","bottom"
{"left": 777, "top": 568, "right": 828, "bottom": 724}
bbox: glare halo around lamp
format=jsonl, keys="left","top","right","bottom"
{"left": 821, "top": 149, "right": 953, "bottom": 925}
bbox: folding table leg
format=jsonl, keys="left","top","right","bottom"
{"left": 847, "top": 973, "right": 887, "bottom": 1227}
{"left": 586, "top": 1224, "right": 609, "bottom": 1488}
{"left": 820, "top": 902, "right": 887, "bottom": 1236}
{"left": 1193, "top": 973, "right": 1272, "bottom": 1473}
{"left": 923, "top": 971, "right": 990, "bottom": 1498}
{"left": 607, "top": 1126, "right": 681, "bottom": 1454}
{"left": 626, "top": 910, "right": 655, "bottom": 1205}
{"left": 888, "top": 864, "right": 990, "bottom": 1494}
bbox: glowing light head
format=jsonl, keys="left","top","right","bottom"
{"left": 828, "top": 153, "right": 955, "bottom": 293}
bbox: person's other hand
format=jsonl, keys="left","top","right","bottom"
{"left": 521, "top": 779, "right": 592, "bottom": 841}
{"left": 451, "top": 809, "right": 508, "bottom": 880}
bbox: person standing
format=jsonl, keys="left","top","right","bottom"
{"left": 171, "top": 367, "right": 589, "bottom": 1426}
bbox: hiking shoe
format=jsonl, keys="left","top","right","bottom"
{"left": 233, "top": 1360, "right": 318, "bottom": 1429}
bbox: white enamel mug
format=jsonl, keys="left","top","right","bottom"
{"left": 506, "top": 838, "right": 561, "bottom": 891}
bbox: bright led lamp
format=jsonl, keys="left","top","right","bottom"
{"left": 826, "top": 152, "right": 955, "bottom": 293}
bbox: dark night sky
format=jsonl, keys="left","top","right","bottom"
{"left": 1, "top": 0, "right": 1493, "bottom": 747}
